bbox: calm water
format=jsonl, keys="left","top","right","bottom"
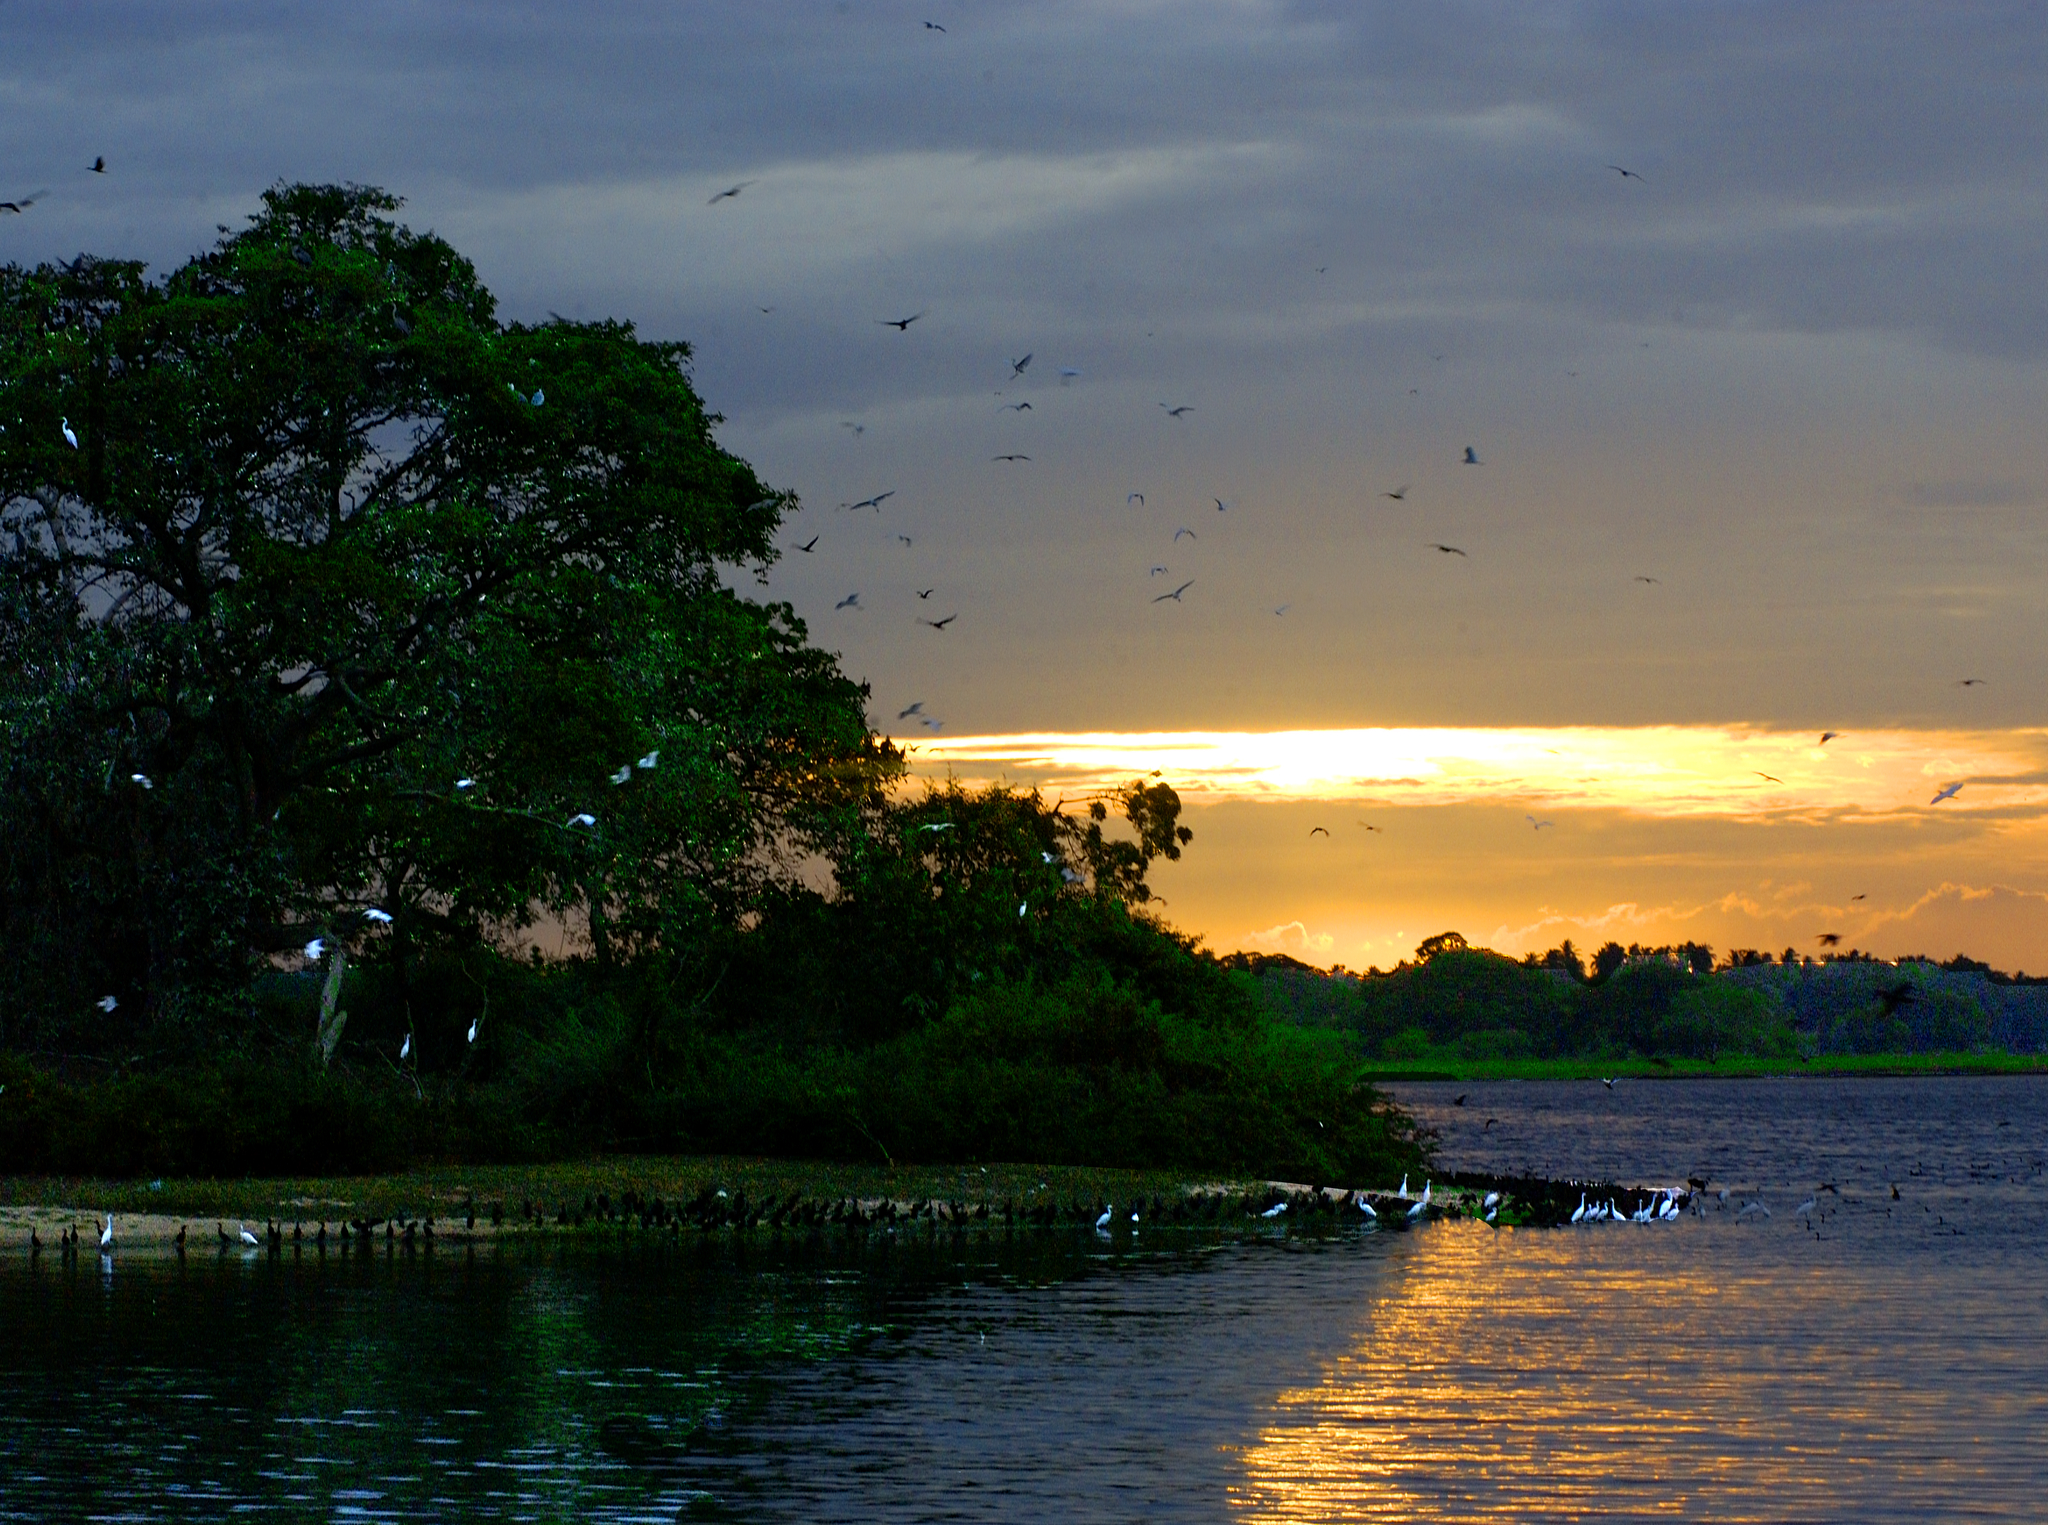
{"left": 3, "top": 1077, "right": 2045, "bottom": 1522}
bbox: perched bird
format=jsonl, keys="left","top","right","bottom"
{"left": 455, "top": 777, "right": 476, "bottom": 791}
{"left": 129, "top": 773, "right": 152, "bottom": 789}
{"left": 1017, "top": 902, "right": 1027, "bottom": 916}
{"left": 609, "top": 765, "right": 632, "bottom": 785}
{"left": 1600, "top": 1077, "right": 1617, "bottom": 1089}
{"left": 61, "top": 417, "right": 79, "bottom": 449}
{"left": 1429, "top": 544, "right": 1467, "bottom": 557}
{"left": 1819, "top": 731, "right": 1840, "bottom": 745}
{"left": 399, "top": 1033, "right": 411, "bottom": 1061}
{"left": 100, "top": 1215, "right": 114, "bottom": 1253}
{"left": 1461, "top": 446, "right": 1480, "bottom": 464}
{"left": 1095, "top": 1205, "right": 1113, "bottom": 1229}
{"left": 566, "top": 812, "right": 597, "bottom": 828}
{"left": 1357, "top": 1196, "right": 1377, "bottom": 1219}
{"left": 1151, "top": 580, "right": 1194, "bottom": 604}
{"left": 1930, "top": 782, "right": 1963, "bottom": 804}
{"left": 835, "top": 593, "right": 861, "bottom": 610}
{"left": 876, "top": 311, "right": 926, "bottom": 331}
{"left": 913, "top": 822, "right": 954, "bottom": 834}
{"left": 239, "top": 1223, "right": 261, "bottom": 1247}
{"left": 1160, "top": 404, "right": 1193, "bottom": 418}
{"left": 467, "top": 1017, "right": 479, "bottom": 1044}
{"left": 1261, "top": 1201, "right": 1288, "bottom": 1218}
{"left": 637, "top": 751, "right": 659, "bottom": 770}
{"left": 303, "top": 937, "right": 325, "bottom": 960}
{"left": 707, "top": 180, "right": 756, "bottom": 204}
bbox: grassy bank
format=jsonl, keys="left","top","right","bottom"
{"left": 1360, "top": 1050, "right": 2048, "bottom": 1083}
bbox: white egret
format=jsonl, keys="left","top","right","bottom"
{"left": 1095, "top": 1205, "right": 1113, "bottom": 1230}
{"left": 399, "top": 1034, "right": 411, "bottom": 1061}
{"left": 467, "top": 1018, "right": 479, "bottom": 1044}
{"left": 238, "top": 1223, "right": 261, "bottom": 1247}
{"left": 99, "top": 1215, "right": 114, "bottom": 1253}
{"left": 1483, "top": 1192, "right": 1501, "bottom": 1211}
{"left": 1571, "top": 1193, "right": 1587, "bottom": 1222}
{"left": 1017, "top": 902, "right": 1027, "bottom": 917}
{"left": 1485, "top": 1207, "right": 1498, "bottom": 1224}
{"left": 455, "top": 778, "right": 476, "bottom": 791}
{"left": 303, "top": 937, "right": 325, "bottom": 960}
{"left": 1794, "top": 1196, "right": 1816, "bottom": 1219}
{"left": 61, "top": 416, "right": 78, "bottom": 448}
{"left": 1406, "top": 1190, "right": 1429, "bottom": 1220}
{"left": 363, "top": 908, "right": 393, "bottom": 924}
{"left": 1261, "top": 1201, "right": 1288, "bottom": 1218}
{"left": 1357, "top": 1196, "right": 1377, "bottom": 1219}
{"left": 96, "top": 995, "right": 118, "bottom": 1013}
{"left": 637, "top": 751, "right": 659, "bottom": 770}
{"left": 609, "top": 765, "right": 631, "bottom": 785}
{"left": 531, "top": 389, "right": 544, "bottom": 406}
{"left": 129, "top": 773, "right": 152, "bottom": 789}
{"left": 567, "top": 813, "right": 596, "bottom": 828}
{"left": 1398, "top": 1175, "right": 1410, "bottom": 1198}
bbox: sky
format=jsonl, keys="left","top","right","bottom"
{"left": 5, "top": 2, "right": 2048, "bottom": 967}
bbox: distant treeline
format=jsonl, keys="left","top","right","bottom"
{"left": 1231, "top": 933, "right": 2048, "bottom": 1061}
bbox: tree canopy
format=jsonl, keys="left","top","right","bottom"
{"left": 0, "top": 183, "right": 895, "bottom": 1049}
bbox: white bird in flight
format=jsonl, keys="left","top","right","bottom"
{"left": 129, "top": 773, "right": 152, "bottom": 789}
{"left": 303, "top": 938, "right": 324, "bottom": 960}
{"left": 637, "top": 750, "right": 659, "bottom": 770}
{"left": 1930, "top": 782, "right": 1962, "bottom": 804}
{"left": 609, "top": 765, "right": 632, "bottom": 785}
{"left": 567, "top": 812, "right": 596, "bottom": 828}
{"left": 1527, "top": 816, "right": 1553, "bottom": 830}
{"left": 363, "top": 908, "right": 393, "bottom": 924}
{"left": 96, "top": 995, "right": 118, "bottom": 1012}
{"left": 455, "top": 777, "right": 476, "bottom": 791}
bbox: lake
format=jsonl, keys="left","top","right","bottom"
{"left": 2, "top": 1075, "right": 2043, "bottom": 1522}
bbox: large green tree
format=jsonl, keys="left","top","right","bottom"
{"left": 0, "top": 184, "right": 895, "bottom": 1053}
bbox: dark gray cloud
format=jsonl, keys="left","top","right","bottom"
{"left": 4, "top": 2, "right": 2046, "bottom": 733}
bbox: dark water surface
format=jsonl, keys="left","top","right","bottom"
{"left": 3, "top": 1076, "right": 2045, "bottom": 1522}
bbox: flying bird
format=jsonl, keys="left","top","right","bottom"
{"left": 1461, "top": 446, "right": 1481, "bottom": 464}
{"left": 1213, "top": 498, "right": 1227, "bottom": 513}
{"left": 914, "top": 822, "right": 954, "bottom": 834}
{"left": 1309, "top": 826, "right": 1329, "bottom": 837}
{"left": 877, "top": 311, "right": 926, "bottom": 331}
{"left": 1930, "top": 782, "right": 1963, "bottom": 804}
{"left": 1002, "top": 402, "right": 1032, "bottom": 411}
{"left": 992, "top": 454, "right": 1030, "bottom": 462}
{"left": 1816, "top": 932, "right": 1842, "bottom": 947}
{"left": 1161, "top": 404, "right": 1193, "bottom": 418}
{"left": 0, "top": 191, "right": 44, "bottom": 214}
{"left": 1381, "top": 486, "right": 1409, "bottom": 501}
{"left": 1634, "top": 575, "right": 1661, "bottom": 584}
{"left": 304, "top": 938, "right": 325, "bottom": 960}
{"left": 898, "top": 702, "right": 925, "bottom": 720}
{"left": 1850, "top": 893, "right": 1866, "bottom": 901}
{"left": 841, "top": 421, "right": 865, "bottom": 437}
{"left": 1819, "top": 731, "right": 1840, "bottom": 744}
{"left": 794, "top": 535, "right": 819, "bottom": 553}
{"left": 1527, "top": 816, "right": 1553, "bottom": 830}
{"left": 916, "top": 588, "right": 935, "bottom": 599}
{"left": 609, "top": 765, "right": 632, "bottom": 785}
{"left": 897, "top": 534, "right": 914, "bottom": 547}
{"left": 1149, "top": 566, "right": 1168, "bottom": 576}
{"left": 1272, "top": 604, "right": 1289, "bottom": 616}
{"left": 1152, "top": 580, "right": 1194, "bottom": 603}
{"left": 1755, "top": 772, "right": 1783, "bottom": 784}
{"left": 96, "top": 995, "right": 118, "bottom": 1013}
{"left": 924, "top": 19, "right": 946, "bottom": 30}
{"left": 1009, "top": 353, "right": 1031, "bottom": 378}
{"left": 1174, "top": 527, "right": 1197, "bottom": 542}
{"left": 363, "top": 908, "right": 394, "bottom": 924}
{"left": 1127, "top": 493, "right": 1145, "bottom": 506}
{"left": 1058, "top": 367, "right": 1082, "bottom": 380}
{"left": 919, "top": 614, "right": 957, "bottom": 631}
{"left": 129, "top": 773, "right": 152, "bottom": 789}
{"left": 1606, "top": 164, "right": 1645, "bottom": 181}
{"left": 1429, "top": 544, "right": 1467, "bottom": 557}
{"left": 845, "top": 490, "right": 896, "bottom": 512}
{"left": 89, "top": 157, "right": 106, "bottom": 174}
{"left": 835, "top": 593, "right": 861, "bottom": 610}
{"left": 566, "top": 813, "right": 597, "bottom": 828}
{"left": 707, "top": 180, "right": 757, "bottom": 204}
{"left": 1957, "top": 678, "right": 1986, "bottom": 687}
{"left": 1358, "top": 822, "right": 1382, "bottom": 832}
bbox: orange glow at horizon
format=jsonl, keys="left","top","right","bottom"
{"left": 912, "top": 725, "right": 2048, "bottom": 820}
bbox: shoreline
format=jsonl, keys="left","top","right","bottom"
{"left": 1360, "top": 1051, "right": 2048, "bottom": 1083}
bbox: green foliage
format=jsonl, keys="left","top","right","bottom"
{"left": 0, "top": 184, "right": 892, "bottom": 1048}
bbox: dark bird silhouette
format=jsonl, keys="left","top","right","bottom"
{"left": 924, "top": 19, "right": 946, "bottom": 30}
{"left": 1009, "top": 352, "right": 1031, "bottom": 378}
{"left": 1214, "top": 497, "right": 1228, "bottom": 513}
{"left": 0, "top": 190, "right": 46, "bottom": 214}
{"left": 1429, "top": 543, "right": 1467, "bottom": 557}
{"left": 1483, "top": 1117, "right": 1497, "bottom": 1130}
{"left": 1879, "top": 981, "right": 1917, "bottom": 1015}
{"left": 919, "top": 614, "right": 957, "bottom": 631}
{"left": 1755, "top": 772, "right": 1783, "bottom": 784}
{"left": 1461, "top": 446, "right": 1481, "bottom": 464}
{"left": 992, "top": 454, "right": 1031, "bottom": 462}
{"left": 877, "top": 311, "right": 926, "bottom": 331}
{"left": 1634, "top": 575, "right": 1661, "bottom": 584}
{"left": 1816, "top": 932, "right": 1842, "bottom": 947}
{"left": 844, "top": 491, "right": 896, "bottom": 511}
{"left": 1174, "top": 527, "right": 1197, "bottom": 542}
{"left": 897, "top": 534, "right": 914, "bottom": 546}
{"left": 1152, "top": 580, "right": 1194, "bottom": 603}
{"left": 898, "top": 701, "right": 925, "bottom": 720}
{"left": 1453, "top": 1093, "right": 1466, "bottom": 1106}
{"left": 1003, "top": 401, "right": 1032, "bottom": 411}
{"left": 793, "top": 535, "right": 819, "bottom": 553}
{"left": 708, "top": 180, "right": 757, "bottom": 204}
{"left": 1850, "top": 892, "right": 1866, "bottom": 901}
{"left": 1381, "top": 486, "right": 1409, "bottom": 500}
{"left": 1127, "top": 493, "right": 1145, "bottom": 506}
{"left": 1526, "top": 816, "right": 1553, "bottom": 830}
{"left": 1957, "top": 678, "right": 1986, "bottom": 687}
{"left": 834, "top": 593, "right": 860, "bottom": 610}
{"left": 916, "top": 587, "right": 934, "bottom": 599}
{"left": 1309, "top": 826, "right": 1330, "bottom": 837}
{"left": 1930, "top": 781, "right": 1962, "bottom": 804}
{"left": 1358, "top": 822, "right": 1382, "bottom": 832}
{"left": 1161, "top": 404, "right": 1193, "bottom": 418}
{"left": 1820, "top": 731, "right": 1840, "bottom": 744}
{"left": 1606, "top": 164, "right": 1645, "bottom": 181}
{"left": 89, "top": 157, "right": 106, "bottom": 174}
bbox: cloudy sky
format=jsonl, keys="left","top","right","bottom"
{"left": 7, "top": 2, "right": 2048, "bottom": 967}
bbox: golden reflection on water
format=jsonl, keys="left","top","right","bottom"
{"left": 1232, "top": 1222, "right": 2013, "bottom": 1522}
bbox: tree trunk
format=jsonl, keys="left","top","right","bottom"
{"left": 315, "top": 946, "right": 349, "bottom": 1068}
